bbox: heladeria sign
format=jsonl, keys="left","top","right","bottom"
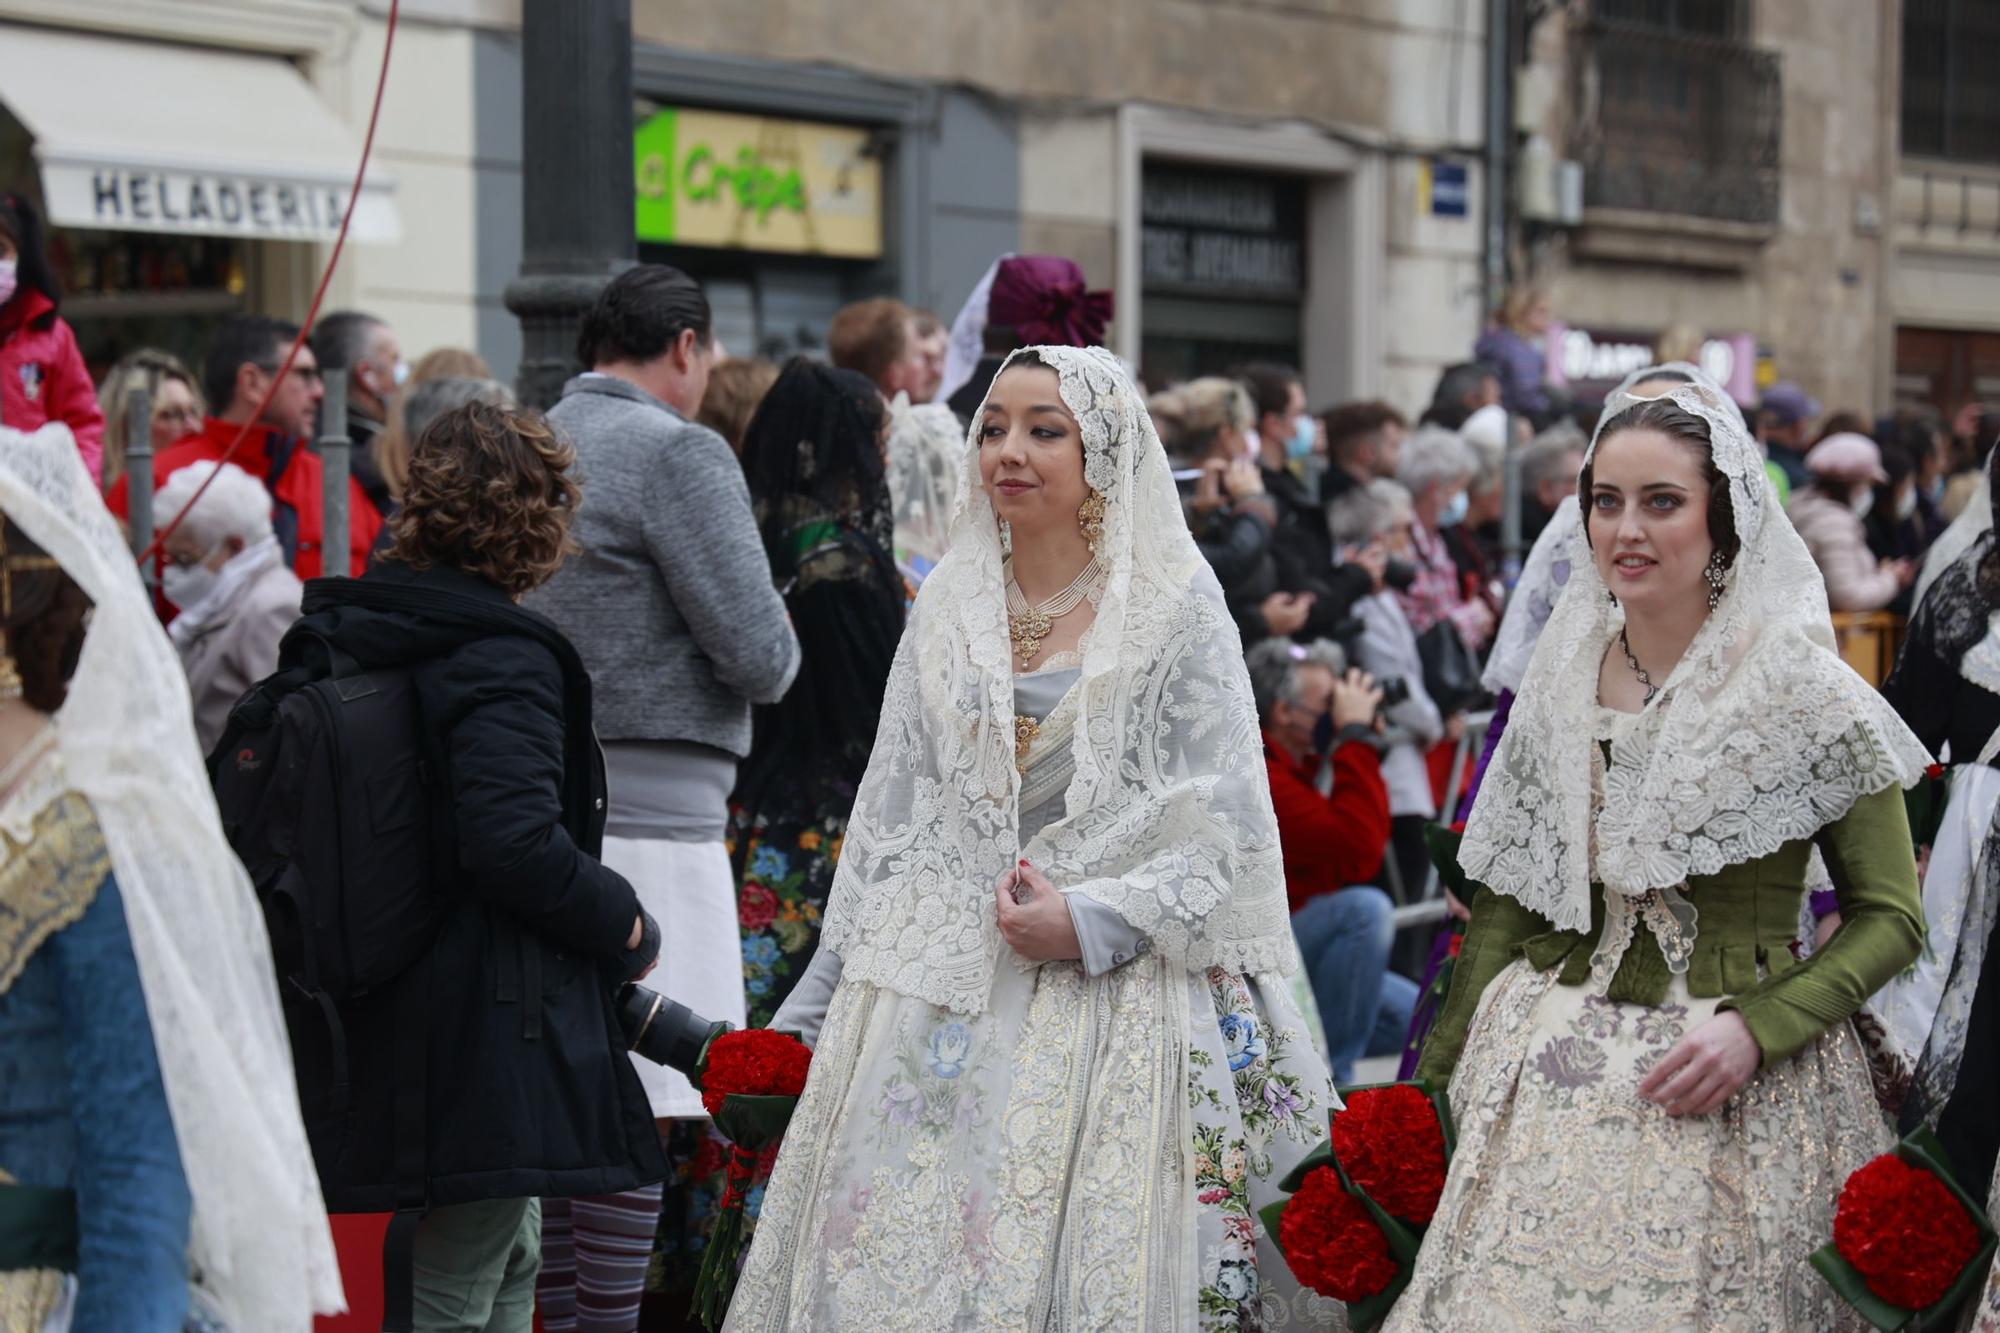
{"left": 634, "top": 107, "right": 883, "bottom": 259}
{"left": 36, "top": 163, "right": 399, "bottom": 244}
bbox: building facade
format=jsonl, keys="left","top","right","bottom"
{"left": 5, "top": 0, "right": 1986, "bottom": 427}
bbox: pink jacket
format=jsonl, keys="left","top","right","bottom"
{"left": 1787, "top": 486, "right": 1898, "bottom": 612}
{"left": 0, "top": 289, "right": 105, "bottom": 485}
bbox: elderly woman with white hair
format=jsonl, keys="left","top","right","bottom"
{"left": 155, "top": 459, "right": 303, "bottom": 750}
{"left": 1396, "top": 422, "right": 1496, "bottom": 653}
{"left": 1328, "top": 477, "right": 1453, "bottom": 903}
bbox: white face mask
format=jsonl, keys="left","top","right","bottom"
{"left": 1895, "top": 486, "right": 1917, "bottom": 521}
{"left": 162, "top": 547, "right": 223, "bottom": 608}
{"left": 1850, "top": 488, "right": 1874, "bottom": 520}
{"left": 392, "top": 359, "right": 411, "bottom": 388}
{"left": 163, "top": 562, "right": 217, "bottom": 609}
{"left": 1243, "top": 427, "right": 1262, "bottom": 462}
{"left": 0, "top": 259, "right": 16, "bottom": 307}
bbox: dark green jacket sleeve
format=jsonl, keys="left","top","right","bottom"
{"left": 1718, "top": 784, "right": 1925, "bottom": 1067}
{"left": 1413, "top": 886, "right": 1560, "bottom": 1086}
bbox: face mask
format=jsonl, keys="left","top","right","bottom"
{"left": 1440, "top": 489, "right": 1470, "bottom": 527}
{"left": 1925, "top": 475, "right": 1946, "bottom": 505}
{"left": 392, "top": 359, "right": 411, "bottom": 388}
{"left": 162, "top": 557, "right": 219, "bottom": 609}
{"left": 1285, "top": 413, "right": 1317, "bottom": 462}
{"left": 1895, "top": 487, "right": 1918, "bottom": 521}
{"left": 1850, "top": 488, "right": 1874, "bottom": 520}
{"left": 1311, "top": 710, "right": 1336, "bottom": 755}
{"left": 1243, "top": 427, "right": 1262, "bottom": 462}
{"left": 0, "top": 259, "right": 16, "bottom": 307}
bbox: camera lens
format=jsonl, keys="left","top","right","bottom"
{"left": 1381, "top": 559, "right": 1418, "bottom": 593}
{"left": 1377, "top": 676, "right": 1411, "bottom": 708}
{"left": 617, "top": 984, "right": 726, "bottom": 1078}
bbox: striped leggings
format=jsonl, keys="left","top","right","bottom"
{"left": 535, "top": 1184, "right": 665, "bottom": 1333}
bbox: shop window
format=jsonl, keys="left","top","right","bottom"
{"left": 49, "top": 229, "right": 249, "bottom": 381}
{"left": 1571, "top": 3, "right": 1780, "bottom": 226}
{"left": 1903, "top": 0, "right": 2000, "bottom": 164}
{"left": 1138, "top": 163, "right": 1305, "bottom": 385}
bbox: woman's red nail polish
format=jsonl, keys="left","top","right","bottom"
{"left": 1018, "top": 859, "right": 1031, "bottom": 868}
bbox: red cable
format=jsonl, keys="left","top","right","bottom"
{"left": 140, "top": 0, "right": 400, "bottom": 568}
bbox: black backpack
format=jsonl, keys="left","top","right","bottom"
{"left": 210, "top": 634, "right": 450, "bottom": 1011}
{"left": 209, "top": 633, "right": 448, "bottom": 1333}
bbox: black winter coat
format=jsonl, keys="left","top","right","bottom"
{"left": 283, "top": 561, "right": 667, "bottom": 1210}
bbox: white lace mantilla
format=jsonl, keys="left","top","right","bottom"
{"left": 0, "top": 425, "right": 343, "bottom": 1329}
{"left": 819, "top": 346, "right": 1298, "bottom": 1013}
{"left": 1460, "top": 380, "right": 1932, "bottom": 930}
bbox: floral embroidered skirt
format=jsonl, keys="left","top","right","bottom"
{"left": 723, "top": 956, "right": 1347, "bottom": 1332}
{"left": 1386, "top": 959, "right": 1892, "bottom": 1332}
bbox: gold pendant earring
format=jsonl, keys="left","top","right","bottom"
{"left": 1077, "top": 489, "right": 1107, "bottom": 557}
{"left": 0, "top": 655, "right": 22, "bottom": 704}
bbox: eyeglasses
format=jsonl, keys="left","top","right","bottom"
{"left": 256, "top": 362, "right": 324, "bottom": 385}
{"left": 153, "top": 403, "right": 204, "bottom": 428}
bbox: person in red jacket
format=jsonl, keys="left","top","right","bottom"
{"left": 107, "top": 313, "right": 381, "bottom": 581}
{"left": 0, "top": 192, "right": 105, "bottom": 484}
{"left": 1249, "top": 637, "right": 1420, "bottom": 1084}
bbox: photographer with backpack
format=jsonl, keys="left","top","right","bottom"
{"left": 213, "top": 402, "right": 670, "bottom": 1333}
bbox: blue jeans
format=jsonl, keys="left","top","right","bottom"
{"left": 1291, "top": 886, "right": 1421, "bottom": 1086}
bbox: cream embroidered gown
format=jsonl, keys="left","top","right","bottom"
{"left": 723, "top": 666, "right": 1345, "bottom": 1332}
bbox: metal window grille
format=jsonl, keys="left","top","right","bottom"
{"left": 1903, "top": 0, "right": 2000, "bottom": 164}
{"left": 1571, "top": 15, "right": 1783, "bottom": 225}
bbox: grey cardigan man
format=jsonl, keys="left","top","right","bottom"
{"left": 526, "top": 265, "right": 799, "bottom": 1143}
{"left": 534, "top": 373, "right": 800, "bottom": 748}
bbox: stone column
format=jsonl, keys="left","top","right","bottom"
{"left": 505, "top": 0, "right": 635, "bottom": 410}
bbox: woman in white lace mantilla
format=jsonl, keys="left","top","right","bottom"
{"left": 1386, "top": 383, "right": 1931, "bottom": 1331}
{"left": 0, "top": 426, "right": 341, "bottom": 1331}
{"left": 723, "top": 346, "right": 1342, "bottom": 1331}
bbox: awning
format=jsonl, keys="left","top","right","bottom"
{"left": 0, "top": 24, "right": 399, "bottom": 244}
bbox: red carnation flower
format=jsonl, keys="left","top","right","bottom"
{"left": 1446, "top": 933, "right": 1464, "bottom": 958}
{"left": 1278, "top": 1166, "right": 1398, "bottom": 1302}
{"left": 1331, "top": 1084, "right": 1448, "bottom": 1224}
{"left": 1834, "top": 1155, "right": 1983, "bottom": 1311}
{"left": 739, "top": 882, "right": 779, "bottom": 931}
{"left": 700, "top": 1029, "right": 813, "bottom": 1118}
{"left": 1926, "top": 763, "right": 1945, "bottom": 781}
{"left": 1447, "top": 820, "right": 1466, "bottom": 834}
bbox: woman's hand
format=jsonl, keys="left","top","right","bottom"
{"left": 1443, "top": 888, "right": 1471, "bottom": 923}
{"left": 1814, "top": 910, "right": 1843, "bottom": 950}
{"left": 995, "top": 860, "right": 1082, "bottom": 962}
{"left": 1636, "top": 1010, "right": 1760, "bottom": 1116}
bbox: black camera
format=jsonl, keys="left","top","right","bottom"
{"left": 1377, "top": 675, "right": 1412, "bottom": 708}
{"left": 1381, "top": 558, "right": 1418, "bottom": 593}
{"left": 617, "top": 984, "right": 728, "bottom": 1077}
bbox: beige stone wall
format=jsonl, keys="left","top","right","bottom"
{"left": 630, "top": 0, "right": 1484, "bottom": 146}
{"left": 1530, "top": 1, "right": 1898, "bottom": 414}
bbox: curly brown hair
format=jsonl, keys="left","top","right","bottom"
{"left": 2, "top": 518, "right": 92, "bottom": 713}
{"left": 387, "top": 401, "right": 580, "bottom": 597}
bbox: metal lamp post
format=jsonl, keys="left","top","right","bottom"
{"left": 505, "top": 0, "right": 636, "bottom": 410}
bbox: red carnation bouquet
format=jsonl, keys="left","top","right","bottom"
{"left": 1810, "top": 1126, "right": 1997, "bottom": 1331}
{"left": 689, "top": 1028, "right": 813, "bottom": 1330}
{"left": 1259, "top": 1080, "right": 1455, "bottom": 1332}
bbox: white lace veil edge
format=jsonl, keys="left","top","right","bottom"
{"left": 0, "top": 425, "right": 343, "bottom": 1328}
{"left": 1458, "top": 375, "right": 1932, "bottom": 930}
{"left": 937, "top": 255, "right": 1011, "bottom": 408}
{"left": 1914, "top": 470, "right": 1992, "bottom": 614}
{"left": 819, "top": 346, "right": 1298, "bottom": 1013}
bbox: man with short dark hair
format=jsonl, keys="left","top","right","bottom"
{"left": 1420, "top": 361, "right": 1501, "bottom": 431}
{"left": 106, "top": 313, "right": 382, "bottom": 580}
{"left": 310, "top": 310, "right": 404, "bottom": 514}
{"left": 828, "top": 296, "right": 929, "bottom": 402}
{"left": 1320, "top": 400, "right": 1410, "bottom": 505}
{"left": 527, "top": 263, "right": 798, "bottom": 1327}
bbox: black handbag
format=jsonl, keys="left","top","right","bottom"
{"left": 1416, "top": 618, "right": 1485, "bottom": 715}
